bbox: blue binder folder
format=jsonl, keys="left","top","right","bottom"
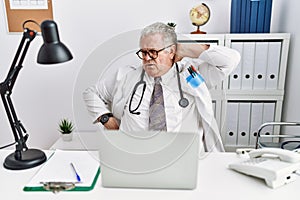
{"left": 240, "top": 0, "right": 247, "bottom": 33}
{"left": 256, "top": 0, "right": 266, "bottom": 33}
{"left": 230, "top": 0, "right": 241, "bottom": 33}
{"left": 230, "top": 0, "right": 273, "bottom": 33}
{"left": 264, "top": 0, "right": 273, "bottom": 33}
{"left": 244, "top": 0, "right": 251, "bottom": 33}
{"left": 249, "top": 0, "right": 259, "bottom": 33}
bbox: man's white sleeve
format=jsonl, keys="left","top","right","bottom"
{"left": 181, "top": 45, "right": 241, "bottom": 89}
{"left": 82, "top": 81, "right": 112, "bottom": 123}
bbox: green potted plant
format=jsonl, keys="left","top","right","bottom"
{"left": 58, "top": 118, "right": 74, "bottom": 141}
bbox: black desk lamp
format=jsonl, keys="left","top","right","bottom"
{"left": 0, "top": 20, "right": 73, "bottom": 170}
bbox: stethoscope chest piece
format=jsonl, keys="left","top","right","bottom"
{"left": 179, "top": 98, "right": 189, "bottom": 108}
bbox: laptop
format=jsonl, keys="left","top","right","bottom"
{"left": 97, "top": 130, "right": 200, "bottom": 190}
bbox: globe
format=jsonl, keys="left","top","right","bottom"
{"left": 189, "top": 3, "right": 210, "bottom": 34}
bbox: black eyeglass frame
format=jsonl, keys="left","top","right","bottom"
{"left": 136, "top": 44, "right": 174, "bottom": 60}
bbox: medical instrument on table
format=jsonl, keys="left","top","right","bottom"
{"left": 128, "top": 63, "right": 193, "bottom": 115}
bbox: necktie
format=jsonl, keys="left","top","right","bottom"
{"left": 149, "top": 77, "right": 167, "bottom": 131}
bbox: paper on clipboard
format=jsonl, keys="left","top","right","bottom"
{"left": 23, "top": 150, "right": 100, "bottom": 192}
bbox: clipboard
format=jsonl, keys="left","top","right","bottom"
{"left": 23, "top": 150, "right": 100, "bottom": 192}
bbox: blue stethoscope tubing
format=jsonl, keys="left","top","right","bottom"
{"left": 129, "top": 63, "right": 189, "bottom": 115}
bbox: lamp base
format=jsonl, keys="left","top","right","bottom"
{"left": 3, "top": 149, "right": 47, "bottom": 170}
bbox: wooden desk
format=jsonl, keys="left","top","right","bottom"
{"left": 0, "top": 149, "right": 299, "bottom": 200}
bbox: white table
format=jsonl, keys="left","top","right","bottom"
{"left": 1, "top": 149, "right": 299, "bottom": 200}
{"left": 50, "top": 132, "right": 101, "bottom": 150}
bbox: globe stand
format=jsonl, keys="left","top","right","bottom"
{"left": 191, "top": 25, "right": 206, "bottom": 34}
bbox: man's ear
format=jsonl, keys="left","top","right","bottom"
{"left": 169, "top": 44, "right": 177, "bottom": 59}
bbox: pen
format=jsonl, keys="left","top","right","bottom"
{"left": 70, "top": 162, "right": 81, "bottom": 182}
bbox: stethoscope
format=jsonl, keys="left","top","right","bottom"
{"left": 129, "top": 63, "right": 189, "bottom": 115}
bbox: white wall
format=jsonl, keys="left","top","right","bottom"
{"left": 277, "top": 1, "right": 300, "bottom": 123}
{"left": 0, "top": 0, "right": 297, "bottom": 149}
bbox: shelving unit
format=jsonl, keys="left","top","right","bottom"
{"left": 179, "top": 33, "right": 290, "bottom": 152}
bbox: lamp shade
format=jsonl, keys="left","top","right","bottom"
{"left": 37, "top": 20, "right": 73, "bottom": 64}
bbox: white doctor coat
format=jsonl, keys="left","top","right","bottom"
{"left": 83, "top": 45, "right": 240, "bottom": 152}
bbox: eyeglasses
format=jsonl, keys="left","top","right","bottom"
{"left": 136, "top": 44, "right": 174, "bottom": 60}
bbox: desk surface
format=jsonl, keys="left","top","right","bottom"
{"left": 50, "top": 132, "right": 102, "bottom": 150}
{"left": 1, "top": 150, "right": 299, "bottom": 200}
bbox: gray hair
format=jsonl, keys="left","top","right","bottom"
{"left": 140, "top": 22, "right": 177, "bottom": 46}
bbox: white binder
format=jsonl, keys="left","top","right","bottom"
{"left": 229, "top": 42, "right": 243, "bottom": 89}
{"left": 253, "top": 42, "right": 268, "bottom": 89}
{"left": 249, "top": 102, "right": 264, "bottom": 146}
{"left": 261, "top": 102, "right": 276, "bottom": 143}
{"left": 212, "top": 101, "right": 216, "bottom": 116}
{"left": 225, "top": 102, "right": 239, "bottom": 146}
{"left": 241, "top": 42, "right": 255, "bottom": 89}
{"left": 266, "top": 42, "right": 281, "bottom": 89}
{"left": 237, "top": 102, "right": 251, "bottom": 146}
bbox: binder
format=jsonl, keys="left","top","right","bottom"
{"left": 241, "top": 42, "right": 255, "bottom": 89}
{"left": 237, "top": 102, "right": 251, "bottom": 146}
{"left": 240, "top": 0, "right": 247, "bottom": 33}
{"left": 230, "top": 0, "right": 241, "bottom": 33}
{"left": 225, "top": 102, "right": 239, "bottom": 146}
{"left": 261, "top": 102, "right": 275, "bottom": 143}
{"left": 249, "top": 0, "right": 259, "bottom": 33}
{"left": 256, "top": 0, "right": 266, "bottom": 33}
{"left": 23, "top": 150, "right": 100, "bottom": 192}
{"left": 264, "top": 0, "right": 273, "bottom": 33}
{"left": 229, "top": 42, "right": 243, "bottom": 89}
{"left": 244, "top": 0, "right": 251, "bottom": 32}
{"left": 266, "top": 42, "right": 281, "bottom": 89}
{"left": 212, "top": 101, "right": 216, "bottom": 116}
{"left": 253, "top": 42, "right": 268, "bottom": 89}
{"left": 249, "top": 102, "right": 264, "bottom": 146}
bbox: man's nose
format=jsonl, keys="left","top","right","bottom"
{"left": 143, "top": 53, "right": 152, "bottom": 61}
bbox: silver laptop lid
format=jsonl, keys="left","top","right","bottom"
{"left": 98, "top": 130, "right": 199, "bottom": 189}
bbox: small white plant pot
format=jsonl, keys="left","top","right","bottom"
{"left": 61, "top": 132, "right": 73, "bottom": 141}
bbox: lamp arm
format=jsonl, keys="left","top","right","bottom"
{"left": 4, "top": 29, "right": 36, "bottom": 91}
{"left": 0, "top": 28, "right": 36, "bottom": 155}
{"left": 6, "top": 35, "right": 26, "bottom": 83}
{"left": 0, "top": 94, "right": 28, "bottom": 155}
